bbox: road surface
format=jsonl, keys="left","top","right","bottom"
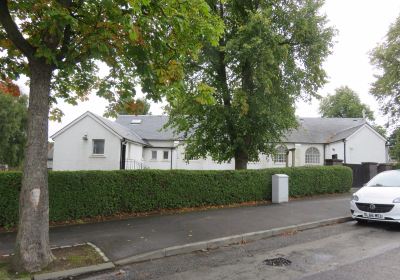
{"left": 80, "top": 221, "right": 400, "bottom": 280}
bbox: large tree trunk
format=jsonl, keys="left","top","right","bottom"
{"left": 234, "top": 148, "right": 248, "bottom": 170}
{"left": 12, "top": 59, "right": 54, "bottom": 272}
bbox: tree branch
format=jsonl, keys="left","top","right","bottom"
{"left": 0, "top": 0, "right": 35, "bottom": 60}
{"left": 56, "top": 24, "right": 72, "bottom": 62}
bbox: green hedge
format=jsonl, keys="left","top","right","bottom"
{"left": 0, "top": 166, "right": 352, "bottom": 227}
{"left": 392, "top": 163, "right": 400, "bottom": 170}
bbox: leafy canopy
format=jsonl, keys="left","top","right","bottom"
{"left": 166, "top": 0, "right": 334, "bottom": 166}
{"left": 388, "top": 127, "right": 400, "bottom": 162}
{"left": 319, "top": 86, "right": 375, "bottom": 121}
{"left": 112, "top": 98, "right": 151, "bottom": 116}
{"left": 0, "top": 0, "right": 223, "bottom": 119}
{"left": 370, "top": 14, "right": 400, "bottom": 123}
{"left": 0, "top": 84, "right": 27, "bottom": 168}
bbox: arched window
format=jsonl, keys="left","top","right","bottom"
{"left": 274, "top": 146, "right": 287, "bottom": 163}
{"left": 305, "top": 147, "right": 320, "bottom": 164}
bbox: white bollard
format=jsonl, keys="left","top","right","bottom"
{"left": 272, "top": 174, "right": 289, "bottom": 203}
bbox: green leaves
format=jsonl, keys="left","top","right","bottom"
{"left": 0, "top": 166, "right": 352, "bottom": 227}
{"left": 0, "top": 0, "right": 223, "bottom": 116}
{"left": 370, "top": 15, "right": 400, "bottom": 123}
{"left": 0, "top": 92, "right": 27, "bottom": 167}
{"left": 167, "top": 0, "right": 334, "bottom": 167}
{"left": 319, "top": 86, "right": 375, "bottom": 121}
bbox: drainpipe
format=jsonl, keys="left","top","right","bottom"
{"left": 170, "top": 147, "right": 173, "bottom": 170}
{"left": 323, "top": 143, "right": 326, "bottom": 165}
{"left": 120, "top": 138, "right": 127, "bottom": 170}
{"left": 343, "top": 139, "right": 346, "bottom": 164}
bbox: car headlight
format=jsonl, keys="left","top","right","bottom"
{"left": 393, "top": 197, "right": 400, "bottom": 203}
{"left": 352, "top": 194, "right": 359, "bottom": 201}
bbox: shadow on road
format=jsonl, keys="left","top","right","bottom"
{"left": 355, "top": 220, "right": 400, "bottom": 232}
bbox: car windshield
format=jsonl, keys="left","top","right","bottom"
{"left": 366, "top": 170, "right": 400, "bottom": 187}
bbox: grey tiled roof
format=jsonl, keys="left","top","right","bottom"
{"left": 284, "top": 118, "right": 367, "bottom": 143}
{"left": 115, "top": 115, "right": 183, "bottom": 141}
{"left": 115, "top": 115, "right": 368, "bottom": 144}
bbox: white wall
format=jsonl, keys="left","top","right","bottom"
{"left": 53, "top": 115, "right": 121, "bottom": 170}
{"left": 174, "top": 144, "right": 234, "bottom": 170}
{"left": 292, "top": 143, "right": 325, "bottom": 166}
{"left": 53, "top": 120, "right": 387, "bottom": 171}
{"left": 144, "top": 147, "right": 174, "bottom": 169}
{"left": 346, "top": 126, "right": 386, "bottom": 164}
{"left": 126, "top": 142, "right": 143, "bottom": 160}
{"left": 326, "top": 141, "right": 345, "bottom": 162}
{"left": 142, "top": 142, "right": 325, "bottom": 170}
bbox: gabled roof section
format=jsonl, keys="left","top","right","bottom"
{"left": 284, "top": 118, "right": 367, "bottom": 143}
{"left": 51, "top": 111, "right": 147, "bottom": 145}
{"left": 328, "top": 124, "right": 365, "bottom": 142}
{"left": 115, "top": 115, "right": 184, "bottom": 140}
{"left": 54, "top": 112, "right": 383, "bottom": 145}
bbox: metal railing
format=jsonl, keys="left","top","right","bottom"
{"left": 124, "top": 159, "right": 147, "bottom": 170}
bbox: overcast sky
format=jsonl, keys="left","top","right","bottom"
{"left": 15, "top": 0, "right": 400, "bottom": 137}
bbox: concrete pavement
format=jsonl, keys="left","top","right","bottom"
{"left": 0, "top": 194, "right": 351, "bottom": 262}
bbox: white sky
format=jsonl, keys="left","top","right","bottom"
{"left": 15, "top": 0, "right": 400, "bottom": 138}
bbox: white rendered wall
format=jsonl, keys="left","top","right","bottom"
{"left": 294, "top": 143, "right": 325, "bottom": 166}
{"left": 126, "top": 142, "right": 143, "bottom": 161}
{"left": 326, "top": 141, "right": 345, "bottom": 162}
{"left": 345, "top": 126, "right": 386, "bottom": 164}
{"left": 53, "top": 115, "right": 121, "bottom": 170}
{"left": 142, "top": 142, "right": 325, "bottom": 170}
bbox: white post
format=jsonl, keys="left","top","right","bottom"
{"left": 272, "top": 174, "right": 289, "bottom": 203}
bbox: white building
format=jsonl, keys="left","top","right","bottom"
{"left": 50, "top": 111, "right": 387, "bottom": 171}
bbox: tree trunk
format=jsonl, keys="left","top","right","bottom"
{"left": 12, "top": 59, "right": 54, "bottom": 272}
{"left": 235, "top": 148, "right": 248, "bottom": 170}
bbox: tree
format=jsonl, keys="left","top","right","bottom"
{"left": 112, "top": 98, "right": 151, "bottom": 116}
{"left": 166, "top": 0, "right": 334, "bottom": 169}
{"left": 0, "top": 0, "right": 222, "bottom": 272}
{"left": 370, "top": 15, "right": 400, "bottom": 123}
{"left": 388, "top": 127, "right": 400, "bottom": 162}
{"left": 372, "top": 124, "right": 387, "bottom": 139}
{"left": 0, "top": 81, "right": 27, "bottom": 168}
{"left": 319, "top": 86, "right": 375, "bottom": 121}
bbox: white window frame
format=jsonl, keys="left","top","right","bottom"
{"left": 151, "top": 150, "right": 157, "bottom": 160}
{"left": 274, "top": 146, "right": 287, "bottom": 164}
{"left": 305, "top": 147, "right": 320, "bottom": 164}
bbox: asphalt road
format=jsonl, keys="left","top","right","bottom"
{"left": 80, "top": 221, "right": 400, "bottom": 280}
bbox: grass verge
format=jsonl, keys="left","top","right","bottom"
{"left": 0, "top": 244, "right": 105, "bottom": 279}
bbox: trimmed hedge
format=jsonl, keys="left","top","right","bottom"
{"left": 0, "top": 166, "right": 352, "bottom": 227}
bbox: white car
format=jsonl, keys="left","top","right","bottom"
{"left": 351, "top": 170, "right": 400, "bottom": 223}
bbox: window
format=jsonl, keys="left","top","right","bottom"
{"left": 151, "top": 150, "right": 157, "bottom": 160}
{"left": 274, "top": 146, "right": 287, "bottom": 163}
{"left": 305, "top": 147, "right": 320, "bottom": 164}
{"left": 163, "top": 151, "right": 169, "bottom": 160}
{"left": 92, "top": 139, "right": 105, "bottom": 155}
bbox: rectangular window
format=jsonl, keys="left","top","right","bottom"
{"left": 163, "top": 151, "right": 169, "bottom": 160}
{"left": 151, "top": 150, "right": 157, "bottom": 160}
{"left": 92, "top": 139, "right": 105, "bottom": 154}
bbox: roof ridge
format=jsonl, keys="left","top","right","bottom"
{"left": 332, "top": 123, "right": 365, "bottom": 134}
{"left": 117, "top": 114, "right": 166, "bottom": 117}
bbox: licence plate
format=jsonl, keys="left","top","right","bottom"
{"left": 363, "top": 212, "right": 383, "bottom": 219}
